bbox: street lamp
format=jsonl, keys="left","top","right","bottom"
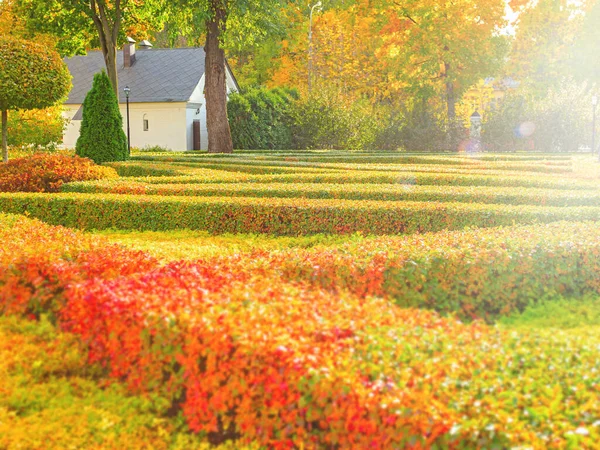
{"left": 592, "top": 95, "right": 598, "bottom": 160}
{"left": 123, "top": 85, "right": 131, "bottom": 156}
{"left": 308, "top": 1, "right": 322, "bottom": 93}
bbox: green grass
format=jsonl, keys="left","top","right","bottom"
{"left": 96, "top": 229, "right": 360, "bottom": 260}
{"left": 500, "top": 295, "right": 600, "bottom": 329}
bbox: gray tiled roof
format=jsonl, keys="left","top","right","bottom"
{"left": 65, "top": 47, "right": 206, "bottom": 104}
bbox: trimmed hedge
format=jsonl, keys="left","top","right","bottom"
{"left": 3, "top": 215, "right": 600, "bottom": 448}
{"left": 250, "top": 221, "right": 600, "bottom": 320}
{"left": 0, "top": 214, "right": 158, "bottom": 319}
{"left": 61, "top": 181, "right": 600, "bottom": 207}
{"left": 104, "top": 162, "right": 183, "bottom": 177}
{"left": 0, "top": 154, "right": 118, "bottom": 192}
{"left": 2, "top": 192, "right": 600, "bottom": 234}
{"left": 64, "top": 169, "right": 596, "bottom": 190}
{"left": 132, "top": 155, "right": 573, "bottom": 174}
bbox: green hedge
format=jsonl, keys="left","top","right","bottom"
{"left": 64, "top": 169, "right": 597, "bottom": 190}
{"left": 60, "top": 182, "right": 600, "bottom": 207}
{"left": 103, "top": 162, "right": 182, "bottom": 177}
{"left": 2, "top": 193, "right": 600, "bottom": 234}
{"left": 228, "top": 88, "right": 298, "bottom": 150}
{"left": 259, "top": 221, "right": 600, "bottom": 320}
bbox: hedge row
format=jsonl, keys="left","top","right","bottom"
{"left": 267, "top": 154, "right": 574, "bottom": 163}
{"left": 135, "top": 153, "right": 574, "bottom": 166}
{"left": 0, "top": 154, "right": 118, "bottom": 193}
{"left": 0, "top": 316, "right": 228, "bottom": 450}
{"left": 314, "top": 162, "right": 573, "bottom": 174}
{"left": 1, "top": 214, "right": 600, "bottom": 448}
{"left": 0, "top": 214, "right": 158, "bottom": 319}
{"left": 104, "top": 162, "right": 184, "bottom": 177}
{"left": 132, "top": 156, "right": 573, "bottom": 175}
{"left": 134, "top": 154, "right": 476, "bottom": 166}
{"left": 65, "top": 169, "right": 596, "bottom": 190}
{"left": 241, "top": 221, "right": 600, "bottom": 320}
{"left": 172, "top": 162, "right": 341, "bottom": 175}
{"left": 61, "top": 181, "right": 600, "bottom": 207}
{"left": 3, "top": 192, "right": 600, "bottom": 234}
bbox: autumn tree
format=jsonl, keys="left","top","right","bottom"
{"left": 568, "top": 0, "right": 600, "bottom": 84}
{"left": 507, "top": 0, "right": 586, "bottom": 96}
{"left": 269, "top": 1, "right": 384, "bottom": 100}
{"left": 15, "top": 0, "right": 165, "bottom": 95}
{"left": 269, "top": 0, "right": 508, "bottom": 123}
{"left": 0, "top": 0, "right": 66, "bottom": 151}
{"left": 0, "top": 36, "right": 71, "bottom": 162}
{"left": 376, "top": 0, "right": 509, "bottom": 122}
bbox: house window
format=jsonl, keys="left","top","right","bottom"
{"left": 143, "top": 114, "right": 149, "bottom": 131}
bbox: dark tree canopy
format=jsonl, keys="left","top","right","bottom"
{"left": 0, "top": 36, "right": 71, "bottom": 162}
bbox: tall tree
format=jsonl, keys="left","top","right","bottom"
{"left": 173, "top": 0, "right": 284, "bottom": 153}
{"left": 507, "top": 0, "right": 586, "bottom": 96}
{"left": 15, "top": 0, "right": 165, "bottom": 95}
{"left": 377, "top": 0, "right": 509, "bottom": 121}
{"left": 566, "top": 0, "right": 599, "bottom": 85}
{"left": 0, "top": 36, "right": 71, "bottom": 162}
{"left": 77, "top": 71, "right": 128, "bottom": 163}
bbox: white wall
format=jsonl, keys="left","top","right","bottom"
{"left": 63, "top": 102, "right": 188, "bottom": 151}
{"left": 62, "top": 105, "right": 81, "bottom": 149}
{"left": 123, "top": 102, "right": 188, "bottom": 150}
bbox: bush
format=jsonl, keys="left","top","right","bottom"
{"left": 0, "top": 153, "right": 118, "bottom": 193}
{"left": 76, "top": 71, "right": 128, "bottom": 163}
{"left": 483, "top": 81, "right": 593, "bottom": 152}
{"left": 290, "top": 89, "right": 378, "bottom": 150}
{"left": 396, "top": 106, "right": 466, "bottom": 152}
{"left": 7, "top": 105, "right": 66, "bottom": 149}
{"left": 228, "top": 88, "right": 298, "bottom": 150}
{"left": 0, "top": 35, "right": 71, "bottom": 162}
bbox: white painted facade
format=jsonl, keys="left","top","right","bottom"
{"left": 63, "top": 67, "right": 239, "bottom": 151}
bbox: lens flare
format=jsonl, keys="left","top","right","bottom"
{"left": 517, "top": 121, "right": 536, "bottom": 138}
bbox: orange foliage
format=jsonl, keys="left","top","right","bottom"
{"left": 0, "top": 154, "right": 118, "bottom": 193}
{"left": 2, "top": 215, "right": 600, "bottom": 447}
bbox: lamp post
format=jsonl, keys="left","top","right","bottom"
{"left": 308, "top": 1, "right": 322, "bottom": 94}
{"left": 593, "top": 95, "right": 598, "bottom": 160}
{"left": 123, "top": 86, "right": 131, "bottom": 156}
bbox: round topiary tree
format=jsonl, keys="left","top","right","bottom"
{"left": 76, "top": 70, "right": 128, "bottom": 163}
{"left": 0, "top": 36, "right": 71, "bottom": 163}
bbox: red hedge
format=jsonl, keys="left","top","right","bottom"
{"left": 0, "top": 153, "right": 118, "bottom": 193}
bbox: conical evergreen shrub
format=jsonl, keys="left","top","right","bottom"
{"left": 76, "top": 71, "right": 128, "bottom": 163}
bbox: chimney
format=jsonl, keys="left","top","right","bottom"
{"left": 139, "top": 40, "right": 153, "bottom": 50}
{"left": 123, "top": 37, "right": 136, "bottom": 68}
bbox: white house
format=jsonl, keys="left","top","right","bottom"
{"left": 63, "top": 41, "right": 240, "bottom": 151}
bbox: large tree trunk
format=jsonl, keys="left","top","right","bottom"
{"left": 1, "top": 110, "right": 7, "bottom": 163}
{"left": 444, "top": 61, "right": 456, "bottom": 122}
{"left": 205, "top": 1, "right": 234, "bottom": 154}
{"left": 103, "top": 43, "right": 119, "bottom": 96}
{"left": 90, "top": 0, "right": 121, "bottom": 97}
